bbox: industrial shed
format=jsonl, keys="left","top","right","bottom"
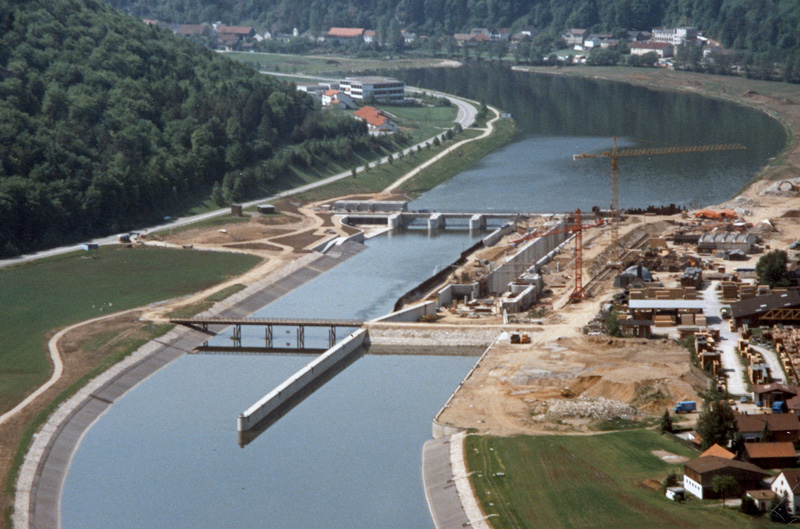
{"left": 698, "top": 232, "right": 757, "bottom": 253}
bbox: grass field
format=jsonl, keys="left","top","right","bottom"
{"left": 399, "top": 117, "right": 517, "bottom": 194}
{"left": 465, "top": 430, "right": 771, "bottom": 529}
{"left": 0, "top": 246, "right": 261, "bottom": 414}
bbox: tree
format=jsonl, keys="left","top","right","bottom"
{"left": 769, "top": 494, "right": 791, "bottom": 523}
{"left": 756, "top": 249, "right": 790, "bottom": 288}
{"left": 696, "top": 383, "right": 736, "bottom": 450}
{"left": 661, "top": 471, "right": 679, "bottom": 491}
{"left": 604, "top": 311, "right": 622, "bottom": 337}
{"left": 712, "top": 475, "right": 737, "bottom": 507}
{"left": 659, "top": 410, "right": 673, "bottom": 434}
{"left": 741, "top": 493, "right": 759, "bottom": 515}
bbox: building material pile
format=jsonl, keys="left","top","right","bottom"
{"left": 532, "top": 397, "right": 640, "bottom": 422}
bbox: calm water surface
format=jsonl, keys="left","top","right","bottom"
{"left": 61, "top": 67, "right": 786, "bottom": 528}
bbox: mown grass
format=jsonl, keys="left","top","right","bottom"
{"left": 151, "top": 214, "right": 251, "bottom": 236}
{"left": 399, "top": 117, "right": 517, "bottom": 194}
{"left": 0, "top": 246, "right": 261, "bottom": 414}
{"left": 465, "top": 430, "right": 771, "bottom": 529}
{"left": 165, "top": 284, "right": 248, "bottom": 319}
{"left": 294, "top": 130, "right": 481, "bottom": 202}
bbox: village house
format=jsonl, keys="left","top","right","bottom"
{"left": 652, "top": 27, "right": 698, "bottom": 46}
{"left": 561, "top": 28, "right": 587, "bottom": 47}
{"left": 772, "top": 469, "right": 800, "bottom": 514}
{"left": 363, "top": 30, "right": 377, "bottom": 44}
{"left": 327, "top": 27, "right": 365, "bottom": 43}
{"left": 746, "top": 489, "right": 776, "bottom": 512}
{"left": 353, "top": 106, "right": 397, "bottom": 134}
{"left": 321, "top": 89, "right": 355, "bottom": 109}
{"left": 453, "top": 33, "right": 490, "bottom": 47}
{"left": 176, "top": 24, "right": 211, "bottom": 38}
{"left": 683, "top": 456, "right": 770, "bottom": 500}
{"left": 699, "top": 443, "right": 736, "bottom": 459}
{"left": 742, "top": 441, "right": 798, "bottom": 469}
{"left": 735, "top": 412, "right": 800, "bottom": 444}
{"left": 630, "top": 41, "right": 674, "bottom": 58}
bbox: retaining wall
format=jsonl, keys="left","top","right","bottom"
{"left": 485, "top": 228, "right": 569, "bottom": 294}
{"left": 237, "top": 329, "right": 367, "bottom": 431}
{"left": 482, "top": 222, "right": 515, "bottom": 247}
{"left": 437, "top": 283, "right": 480, "bottom": 307}
{"left": 371, "top": 301, "right": 437, "bottom": 323}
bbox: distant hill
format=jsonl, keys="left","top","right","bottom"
{"left": 0, "top": 0, "right": 371, "bottom": 256}
{"left": 108, "top": 0, "right": 800, "bottom": 57}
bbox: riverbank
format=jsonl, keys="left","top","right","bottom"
{"left": 512, "top": 65, "right": 800, "bottom": 187}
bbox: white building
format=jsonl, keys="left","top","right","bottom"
{"left": 653, "top": 27, "right": 698, "bottom": 46}
{"left": 338, "top": 76, "right": 405, "bottom": 103}
{"left": 772, "top": 470, "right": 800, "bottom": 514}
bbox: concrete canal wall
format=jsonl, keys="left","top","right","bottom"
{"left": 237, "top": 329, "right": 367, "bottom": 431}
{"left": 372, "top": 301, "right": 437, "bottom": 323}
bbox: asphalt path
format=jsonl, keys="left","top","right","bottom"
{"left": 704, "top": 281, "right": 748, "bottom": 395}
{"left": 0, "top": 77, "right": 478, "bottom": 270}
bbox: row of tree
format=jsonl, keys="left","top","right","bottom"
{"left": 106, "top": 0, "right": 800, "bottom": 59}
{"left": 0, "top": 0, "right": 392, "bottom": 256}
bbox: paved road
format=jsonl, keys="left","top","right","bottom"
{"left": 749, "top": 343, "right": 787, "bottom": 384}
{"left": 704, "top": 281, "right": 748, "bottom": 395}
{"left": 0, "top": 78, "right": 478, "bottom": 270}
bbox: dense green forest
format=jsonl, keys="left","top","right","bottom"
{"left": 0, "top": 0, "right": 393, "bottom": 257}
{"left": 107, "top": 0, "right": 800, "bottom": 58}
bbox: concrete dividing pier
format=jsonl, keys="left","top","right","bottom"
{"left": 469, "top": 214, "right": 486, "bottom": 231}
{"left": 428, "top": 213, "right": 445, "bottom": 231}
{"left": 237, "top": 329, "right": 367, "bottom": 431}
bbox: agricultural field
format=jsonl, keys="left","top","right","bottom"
{"left": 466, "top": 430, "right": 771, "bottom": 529}
{"left": 0, "top": 246, "right": 261, "bottom": 414}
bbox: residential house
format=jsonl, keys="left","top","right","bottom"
{"left": 402, "top": 31, "right": 417, "bottom": 44}
{"left": 584, "top": 34, "right": 616, "bottom": 49}
{"left": 627, "top": 30, "right": 652, "bottom": 42}
{"left": 772, "top": 469, "right": 800, "bottom": 514}
{"left": 683, "top": 456, "right": 770, "bottom": 500}
{"left": 743, "top": 442, "right": 798, "bottom": 469}
{"left": 561, "top": 28, "right": 587, "bottom": 46}
{"left": 353, "top": 106, "right": 397, "bottom": 135}
{"left": 327, "top": 27, "right": 365, "bottom": 42}
{"left": 746, "top": 489, "right": 776, "bottom": 512}
{"left": 699, "top": 443, "right": 736, "bottom": 459}
{"left": 176, "top": 24, "right": 211, "bottom": 37}
{"left": 321, "top": 90, "right": 355, "bottom": 109}
{"left": 217, "top": 26, "right": 256, "bottom": 40}
{"left": 490, "top": 28, "right": 511, "bottom": 41}
{"left": 363, "top": 30, "right": 377, "bottom": 44}
{"left": 735, "top": 412, "right": 800, "bottom": 444}
{"left": 630, "top": 41, "right": 674, "bottom": 58}
{"left": 470, "top": 28, "right": 490, "bottom": 37}
{"left": 453, "top": 33, "right": 490, "bottom": 47}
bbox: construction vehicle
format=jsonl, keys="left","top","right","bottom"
{"left": 573, "top": 138, "right": 746, "bottom": 263}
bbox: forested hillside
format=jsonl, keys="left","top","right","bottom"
{"left": 109, "top": 0, "right": 800, "bottom": 57}
{"left": 0, "top": 0, "right": 378, "bottom": 257}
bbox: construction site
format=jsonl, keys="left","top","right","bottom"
{"left": 128, "top": 137, "right": 800, "bottom": 437}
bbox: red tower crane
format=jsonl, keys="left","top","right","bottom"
{"left": 511, "top": 209, "right": 604, "bottom": 302}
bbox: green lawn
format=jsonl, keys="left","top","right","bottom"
{"left": 466, "top": 430, "right": 771, "bottom": 529}
{"left": 0, "top": 246, "right": 261, "bottom": 413}
{"left": 400, "top": 118, "right": 516, "bottom": 194}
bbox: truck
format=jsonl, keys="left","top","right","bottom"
{"left": 674, "top": 401, "right": 697, "bottom": 413}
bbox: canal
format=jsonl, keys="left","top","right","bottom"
{"left": 61, "top": 67, "right": 785, "bottom": 529}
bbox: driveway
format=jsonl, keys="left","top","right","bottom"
{"left": 703, "top": 281, "right": 748, "bottom": 395}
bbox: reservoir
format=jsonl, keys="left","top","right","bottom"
{"left": 61, "top": 68, "right": 786, "bottom": 529}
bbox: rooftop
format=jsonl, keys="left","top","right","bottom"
{"left": 735, "top": 411, "right": 800, "bottom": 433}
{"left": 628, "top": 299, "right": 706, "bottom": 310}
{"left": 700, "top": 443, "right": 736, "bottom": 459}
{"left": 744, "top": 441, "right": 797, "bottom": 459}
{"left": 327, "top": 27, "right": 365, "bottom": 38}
{"left": 731, "top": 290, "right": 800, "bottom": 320}
{"left": 685, "top": 455, "right": 770, "bottom": 476}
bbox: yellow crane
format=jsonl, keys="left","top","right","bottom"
{"left": 573, "top": 137, "right": 746, "bottom": 263}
